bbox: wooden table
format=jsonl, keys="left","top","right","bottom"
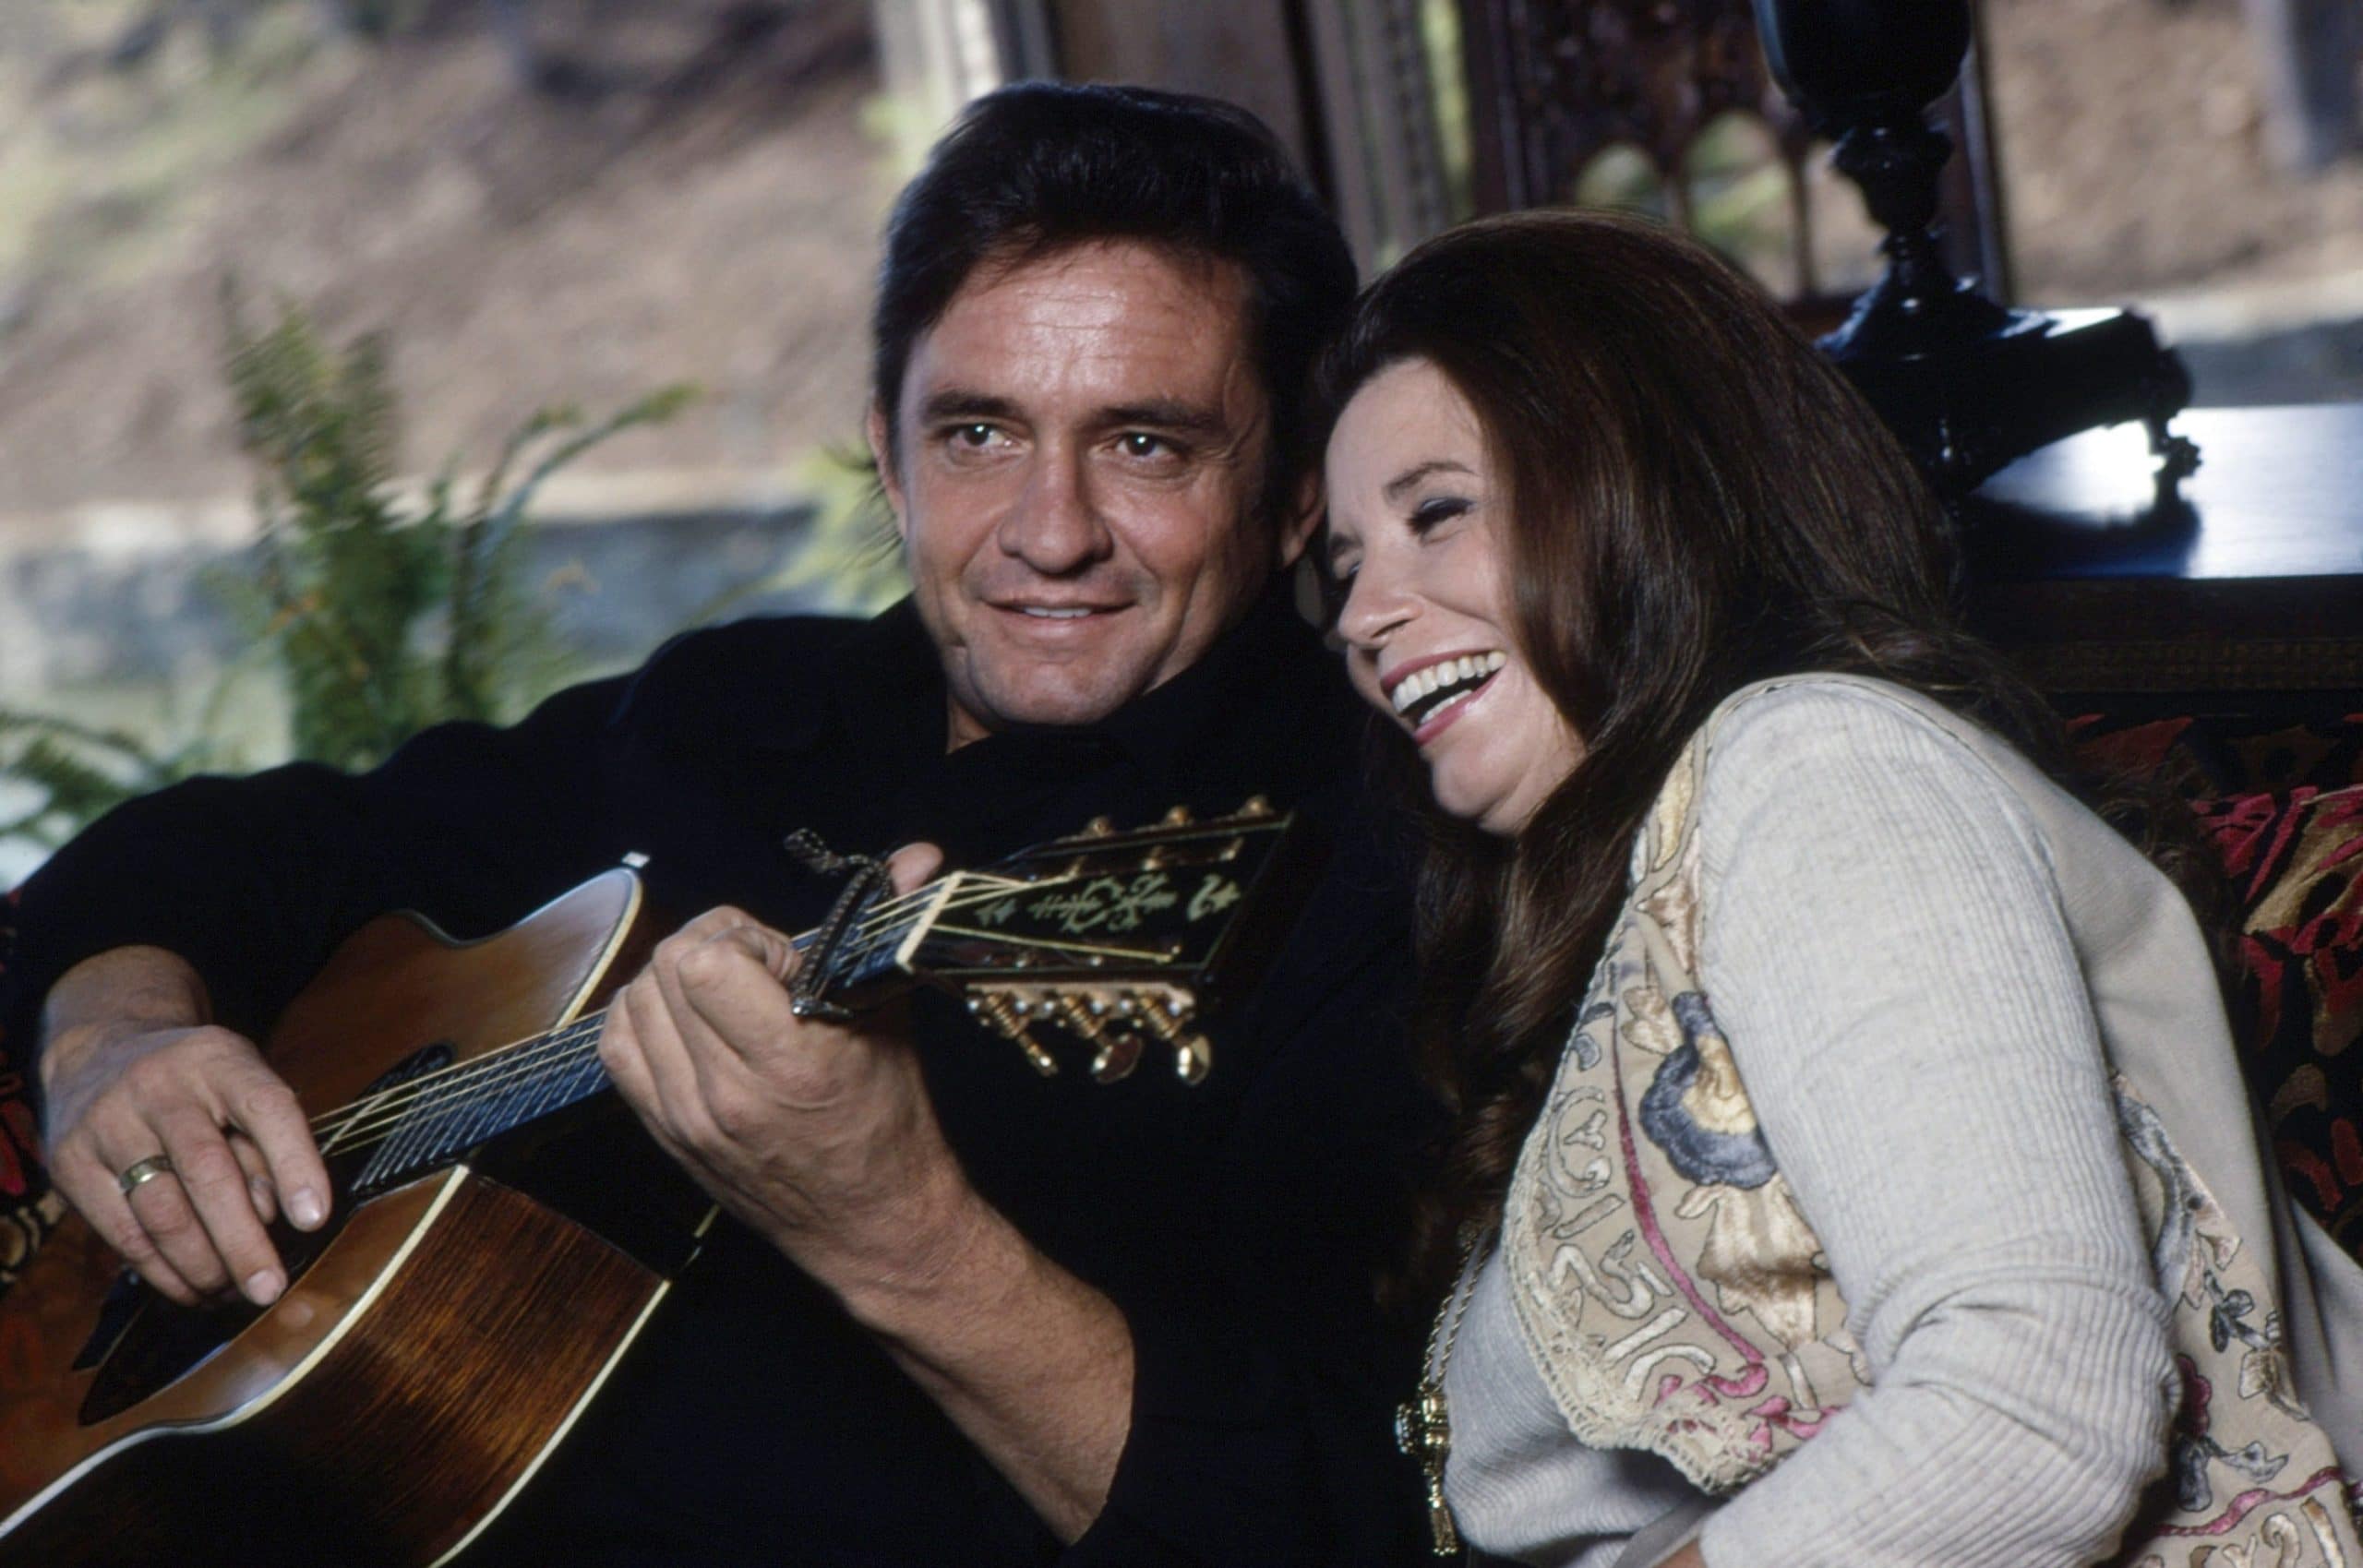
{"left": 1964, "top": 404, "right": 2363, "bottom": 697}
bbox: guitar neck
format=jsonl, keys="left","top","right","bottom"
{"left": 312, "top": 803, "right": 1303, "bottom": 1195}
{"left": 318, "top": 902, "right": 931, "bottom": 1197}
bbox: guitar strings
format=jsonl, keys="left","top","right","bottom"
{"left": 301, "top": 825, "right": 1260, "bottom": 1153}
{"left": 298, "top": 874, "right": 1072, "bottom": 1150}
{"left": 301, "top": 875, "right": 985, "bottom": 1139}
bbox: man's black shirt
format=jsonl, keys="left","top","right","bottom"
{"left": 7, "top": 588, "right": 1433, "bottom": 1565}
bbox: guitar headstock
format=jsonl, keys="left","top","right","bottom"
{"left": 816, "top": 798, "right": 1317, "bottom": 1085}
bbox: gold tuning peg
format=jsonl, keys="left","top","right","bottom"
{"left": 1130, "top": 990, "right": 1195, "bottom": 1040}
{"left": 970, "top": 992, "right": 1058, "bottom": 1076}
{"left": 1235, "top": 795, "right": 1274, "bottom": 819}
{"left": 1089, "top": 1032, "right": 1145, "bottom": 1084}
{"left": 1161, "top": 804, "right": 1193, "bottom": 827}
{"left": 1082, "top": 817, "right": 1116, "bottom": 838}
{"left": 1056, "top": 994, "right": 1146, "bottom": 1085}
{"left": 1172, "top": 1034, "right": 1214, "bottom": 1085}
{"left": 1057, "top": 993, "right": 1107, "bottom": 1042}
{"left": 1125, "top": 990, "right": 1210, "bottom": 1085}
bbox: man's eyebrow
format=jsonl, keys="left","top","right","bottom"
{"left": 1098, "top": 399, "right": 1232, "bottom": 438}
{"left": 1382, "top": 460, "right": 1476, "bottom": 503}
{"left": 916, "top": 390, "right": 1024, "bottom": 425}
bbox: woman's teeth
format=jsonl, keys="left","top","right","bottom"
{"left": 1392, "top": 651, "right": 1507, "bottom": 723}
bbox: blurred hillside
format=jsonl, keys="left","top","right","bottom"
{"left": 0, "top": 0, "right": 889, "bottom": 513}
{"left": 1989, "top": 0, "right": 2363, "bottom": 303}
{"left": 0, "top": 0, "right": 2357, "bottom": 515}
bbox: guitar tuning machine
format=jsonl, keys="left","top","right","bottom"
{"left": 970, "top": 991, "right": 1059, "bottom": 1077}
{"left": 1056, "top": 993, "right": 1146, "bottom": 1084}
{"left": 1172, "top": 1035, "right": 1213, "bottom": 1085}
{"left": 1129, "top": 988, "right": 1214, "bottom": 1085}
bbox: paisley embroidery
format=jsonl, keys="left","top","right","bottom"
{"left": 1496, "top": 677, "right": 2363, "bottom": 1562}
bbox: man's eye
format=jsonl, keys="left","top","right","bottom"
{"left": 1118, "top": 433, "right": 1175, "bottom": 460}
{"left": 953, "top": 424, "right": 1000, "bottom": 449}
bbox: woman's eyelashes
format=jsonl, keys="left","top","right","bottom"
{"left": 1409, "top": 494, "right": 1472, "bottom": 533}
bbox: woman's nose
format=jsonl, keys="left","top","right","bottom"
{"left": 1335, "top": 560, "right": 1411, "bottom": 651}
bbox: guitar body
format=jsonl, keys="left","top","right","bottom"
{"left": 0, "top": 869, "right": 676, "bottom": 1567}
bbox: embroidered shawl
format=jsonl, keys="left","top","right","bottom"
{"left": 1499, "top": 695, "right": 2362, "bottom": 1565}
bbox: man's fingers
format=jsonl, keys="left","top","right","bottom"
{"left": 150, "top": 1107, "right": 286, "bottom": 1304}
{"left": 618, "top": 968, "right": 717, "bottom": 1143}
{"left": 223, "top": 1068, "right": 329, "bottom": 1230}
{"left": 595, "top": 1005, "right": 657, "bottom": 1119}
{"left": 885, "top": 842, "right": 945, "bottom": 895}
{"left": 225, "top": 1131, "right": 276, "bottom": 1226}
{"left": 51, "top": 1143, "right": 204, "bottom": 1306}
{"left": 676, "top": 936, "right": 804, "bottom": 1074}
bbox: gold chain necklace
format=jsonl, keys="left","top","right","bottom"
{"left": 1396, "top": 1227, "right": 1492, "bottom": 1557}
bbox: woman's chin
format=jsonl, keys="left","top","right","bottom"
{"left": 1429, "top": 774, "right": 1516, "bottom": 837}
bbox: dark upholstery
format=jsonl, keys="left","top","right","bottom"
{"left": 0, "top": 891, "right": 65, "bottom": 1298}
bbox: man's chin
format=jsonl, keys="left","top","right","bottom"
{"left": 954, "top": 670, "right": 1151, "bottom": 736}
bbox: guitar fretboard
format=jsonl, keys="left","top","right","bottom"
{"left": 320, "top": 902, "right": 928, "bottom": 1196}
{"left": 336, "top": 1014, "right": 611, "bottom": 1194}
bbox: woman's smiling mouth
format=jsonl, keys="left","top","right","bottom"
{"left": 1383, "top": 650, "right": 1508, "bottom": 735}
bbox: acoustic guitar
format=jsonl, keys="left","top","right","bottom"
{"left": 0, "top": 802, "right": 1313, "bottom": 1567}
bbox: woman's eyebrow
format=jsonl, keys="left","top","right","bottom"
{"left": 1383, "top": 460, "right": 1475, "bottom": 503}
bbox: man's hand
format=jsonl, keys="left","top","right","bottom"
{"left": 599, "top": 845, "right": 1134, "bottom": 1539}
{"left": 596, "top": 844, "right": 968, "bottom": 1283}
{"left": 40, "top": 947, "right": 330, "bottom": 1308}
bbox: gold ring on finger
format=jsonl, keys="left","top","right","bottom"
{"left": 116, "top": 1154, "right": 176, "bottom": 1195}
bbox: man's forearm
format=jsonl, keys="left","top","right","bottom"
{"left": 38, "top": 945, "right": 213, "bottom": 1133}
{"left": 822, "top": 1183, "right": 1134, "bottom": 1542}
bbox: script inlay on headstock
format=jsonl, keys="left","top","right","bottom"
{"left": 797, "top": 797, "right": 1314, "bottom": 1084}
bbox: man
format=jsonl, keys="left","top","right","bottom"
{"left": 6, "top": 83, "right": 1431, "bottom": 1564}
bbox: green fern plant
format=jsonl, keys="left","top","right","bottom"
{"left": 221, "top": 299, "right": 695, "bottom": 768}
{"left": 0, "top": 299, "right": 693, "bottom": 856}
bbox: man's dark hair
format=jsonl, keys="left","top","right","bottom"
{"left": 871, "top": 80, "right": 1356, "bottom": 527}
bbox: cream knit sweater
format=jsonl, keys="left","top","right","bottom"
{"left": 1441, "top": 677, "right": 2363, "bottom": 1568}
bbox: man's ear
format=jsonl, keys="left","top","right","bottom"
{"left": 1274, "top": 469, "right": 1324, "bottom": 569}
{"left": 866, "top": 402, "right": 910, "bottom": 539}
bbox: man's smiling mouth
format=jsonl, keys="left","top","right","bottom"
{"left": 1387, "top": 651, "right": 1506, "bottom": 727}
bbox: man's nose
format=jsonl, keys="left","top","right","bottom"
{"left": 997, "top": 449, "right": 1112, "bottom": 574}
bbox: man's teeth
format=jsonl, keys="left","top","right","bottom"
{"left": 1390, "top": 651, "right": 1508, "bottom": 718}
{"left": 1021, "top": 606, "right": 1094, "bottom": 618}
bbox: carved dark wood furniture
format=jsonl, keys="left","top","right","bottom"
{"left": 1452, "top": 0, "right": 2008, "bottom": 313}
{"left": 1966, "top": 404, "right": 2363, "bottom": 702}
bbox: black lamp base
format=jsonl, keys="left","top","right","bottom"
{"left": 1827, "top": 299, "right": 2201, "bottom": 499}
{"left": 1754, "top": 0, "right": 2200, "bottom": 511}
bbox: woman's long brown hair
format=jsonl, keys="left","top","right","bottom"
{"left": 1316, "top": 211, "right": 2215, "bottom": 1299}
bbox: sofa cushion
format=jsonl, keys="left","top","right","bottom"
{"left": 2198, "top": 784, "right": 2363, "bottom": 1251}
{"left": 0, "top": 890, "right": 65, "bottom": 1299}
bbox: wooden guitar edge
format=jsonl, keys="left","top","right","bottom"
{"left": 0, "top": 1167, "right": 475, "bottom": 1543}
{"left": 427, "top": 1273, "right": 673, "bottom": 1567}
{"left": 0, "top": 865, "right": 700, "bottom": 1565}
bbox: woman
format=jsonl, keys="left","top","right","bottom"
{"left": 1318, "top": 209, "right": 2363, "bottom": 1568}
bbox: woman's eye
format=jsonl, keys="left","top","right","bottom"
{"left": 1410, "top": 497, "right": 1470, "bottom": 533}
